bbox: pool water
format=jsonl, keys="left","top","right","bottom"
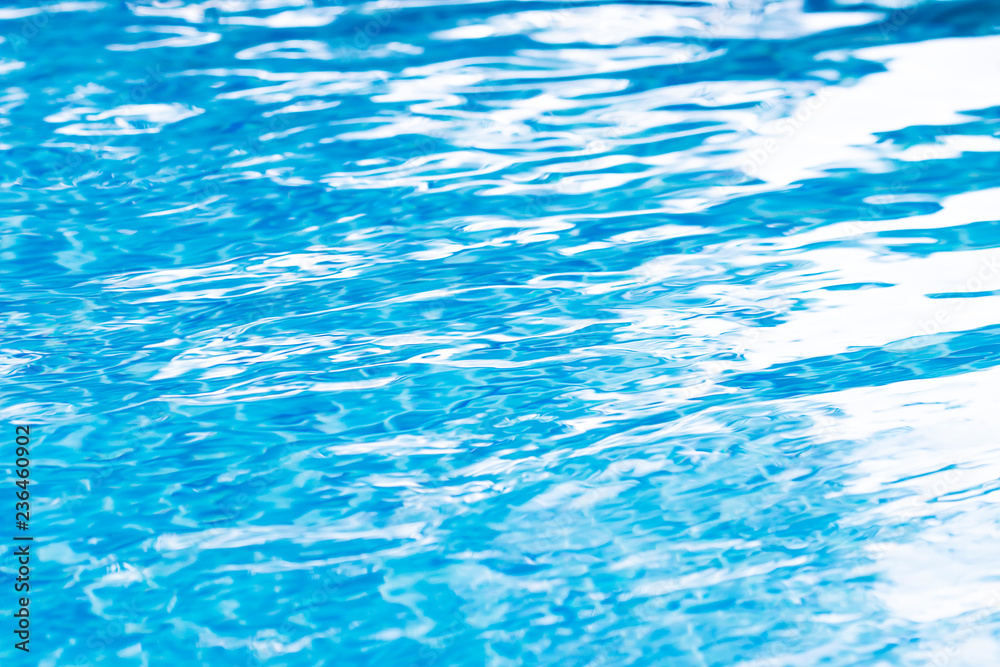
{"left": 2, "top": 0, "right": 1000, "bottom": 665}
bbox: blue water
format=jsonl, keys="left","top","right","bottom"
{"left": 2, "top": 0, "right": 1000, "bottom": 664}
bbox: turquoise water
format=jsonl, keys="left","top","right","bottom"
{"left": 2, "top": 0, "right": 1000, "bottom": 664}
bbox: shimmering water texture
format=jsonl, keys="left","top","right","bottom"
{"left": 2, "top": 0, "right": 1000, "bottom": 665}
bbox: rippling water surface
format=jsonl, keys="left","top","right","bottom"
{"left": 3, "top": 0, "right": 1000, "bottom": 664}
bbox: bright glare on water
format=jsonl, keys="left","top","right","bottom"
{"left": 2, "top": 0, "right": 1000, "bottom": 665}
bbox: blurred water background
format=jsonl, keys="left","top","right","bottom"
{"left": 1, "top": 0, "right": 1000, "bottom": 664}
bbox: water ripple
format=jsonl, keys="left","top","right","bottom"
{"left": 2, "top": 0, "right": 1000, "bottom": 665}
